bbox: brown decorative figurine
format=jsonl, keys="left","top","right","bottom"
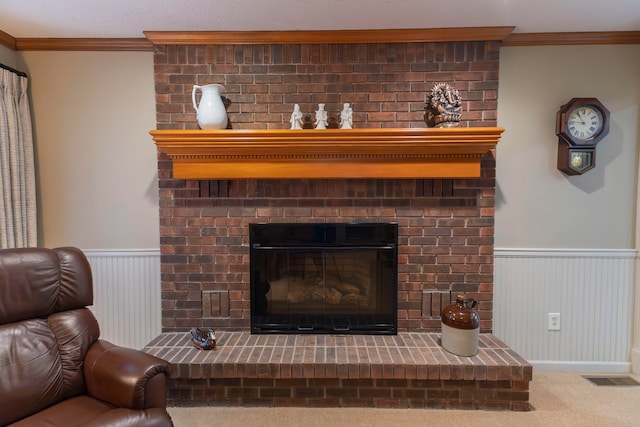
{"left": 425, "top": 82, "right": 462, "bottom": 127}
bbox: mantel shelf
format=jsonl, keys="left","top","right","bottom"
{"left": 150, "top": 127, "right": 504, "bottom": 179}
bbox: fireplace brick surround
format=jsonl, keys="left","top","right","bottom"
{"left": 149, "top": 35, "right": 531, "bottom": 410}
{"left": 155, "top": 40, "right": 499, "bottom": 333}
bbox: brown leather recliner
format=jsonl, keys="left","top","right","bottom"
{"left": 0, "top": 247, "right": 174, "bottom": 427}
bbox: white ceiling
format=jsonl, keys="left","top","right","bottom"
{"left": 0, "top": 0, "right": 638, "bottom": 39}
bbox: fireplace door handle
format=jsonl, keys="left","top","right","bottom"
{"left": 333, "top": 326, "right": 351, "bottom": 332}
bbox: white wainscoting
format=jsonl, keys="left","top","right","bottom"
{"left": 494, "top": 248, "right": 637, "bottom": 372}
{"left": 84, "top": 249, "right": 161, "bottom": 350}
{"left": 83, "top": 248, "right": 638, "bottom": 371}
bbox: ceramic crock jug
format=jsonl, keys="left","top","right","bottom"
{"left": 441, "top": 295, "right": 480, "bottom": 357}
{"left": 192, "top": 84, "right": 228, "bottom": 130}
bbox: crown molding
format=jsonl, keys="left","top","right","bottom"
{"left": 0, "top": 29, "right": 16, "bottom": 50}
{"left": 14, "top": 38, "right": 152, "bottom": 51}
{"left": 2, "top": 29, "right": 637, "bottom": 51}
{"left": 503, "top": 31, "right": 640, "bottom": 46}
{"left": 144, "top": 27, "right": 516, "bottom": 45}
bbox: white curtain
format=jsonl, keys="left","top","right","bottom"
{"left": 0, "top": 67, "right": 36, "bottom": 248}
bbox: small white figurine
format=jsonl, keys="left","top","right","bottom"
{"left": 290, "top": 104, "right": 303, "bottom": 130}
{"left": 339, "top": 103, "right": 353, "bottom": 129}
{"left": 314, "top": 103, "right": 328, "bottom": 130}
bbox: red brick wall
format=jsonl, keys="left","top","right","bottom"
{"left": 153, "top": 41, "right": 499, "bottom": 333}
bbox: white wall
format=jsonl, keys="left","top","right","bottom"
{"left": 16, "top": 46, "right": 639, "bottom": 251}
{"left": 496, "top": 45, "right": 640, "bottom": 249}
{"left": 495, "top": 45, "right": 640, "bottom": 372}
{"left": 12, "top": 44, "right": 640, "bottom": 368}
{"left": 16, "top": 51, "right": 159, "bottom": 249}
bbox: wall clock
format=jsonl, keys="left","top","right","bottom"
{"left": 556, "top": 98, "right": 610, "bottom": 175}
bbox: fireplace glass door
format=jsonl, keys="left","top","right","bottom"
{"left": 250, "top": 223, "right": 397, "bottom": 335}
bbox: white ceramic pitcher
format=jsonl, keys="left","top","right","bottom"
{"left": 192, "top": 84, "right": 228, "bottom": 129}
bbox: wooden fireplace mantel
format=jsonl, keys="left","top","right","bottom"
{"left": 150, "top": 127, "right": 504, "bottom": 179}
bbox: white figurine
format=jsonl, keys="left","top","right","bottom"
{"left": 290, "top": 104, "right": 303, "bottom": 130}
{"left": 339, "top": 103, "right": 353, "bottom": 129}
{"left": 314, "top": 103, "right": 328, "bottom": 130}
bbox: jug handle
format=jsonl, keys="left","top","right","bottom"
{"left": 469, "top": 298, "right": 479, "bottom": 309}
{"left": 192, "top": 85, "right": 201, "bottom": 112}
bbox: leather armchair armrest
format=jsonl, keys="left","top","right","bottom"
{"left": 84, "top": 340, "right": 170, "bottom": 410}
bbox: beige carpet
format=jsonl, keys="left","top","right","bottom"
{"left": 168, "top": 372, "right": 640, "bottom": 426}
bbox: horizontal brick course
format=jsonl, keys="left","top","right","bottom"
{"left": 155, "top": 41, "right": 499, "bottom": 131}
{"left": 146, "top": 331, "right": 531, "bottom": 410}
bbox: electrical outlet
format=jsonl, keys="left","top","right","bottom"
{"left": 548, "top": 313, "right": 560, "bottom": 331}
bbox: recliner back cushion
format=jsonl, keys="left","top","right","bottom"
{"left": 0, "top": 247, "right": 99, "bottom": 425}
{"left": 0, "top": 247, "right": 93, "bottom": 324}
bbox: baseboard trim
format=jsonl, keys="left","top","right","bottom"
{"left": 495, "top": 248, "right": 638, "bottom": 258}
{"left": 632, "top": 348, "right": 640, "bottom": 375}
{"left": 82, "top": 248, "right": 160, "bottom": 257}
{"left": 530, "top": 360, "right": 631, "bottom": 373}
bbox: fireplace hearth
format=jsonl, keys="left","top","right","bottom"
{"left": 250, "top": 222, "right": 398, "bottom": 334}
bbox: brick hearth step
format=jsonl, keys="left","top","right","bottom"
{"left": 144, "top": 332, "right": 532, "bottom": 410}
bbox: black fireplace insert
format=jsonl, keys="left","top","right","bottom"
{"left": 250, "top": 222, "right": 398, "bottom": 335}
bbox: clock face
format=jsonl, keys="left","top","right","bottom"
{"left": 567, "top": 106, "right": 603, "bottom": 141}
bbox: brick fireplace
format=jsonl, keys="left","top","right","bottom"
{"left": 154, "top": 39, "right": 499, "bottom": 333}
{"left": 146, "top": 32, "right": 531, "bottom": 410}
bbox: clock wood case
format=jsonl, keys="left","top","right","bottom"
{"left": 556, "top": 98, "right": 610, "bottom": 175}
